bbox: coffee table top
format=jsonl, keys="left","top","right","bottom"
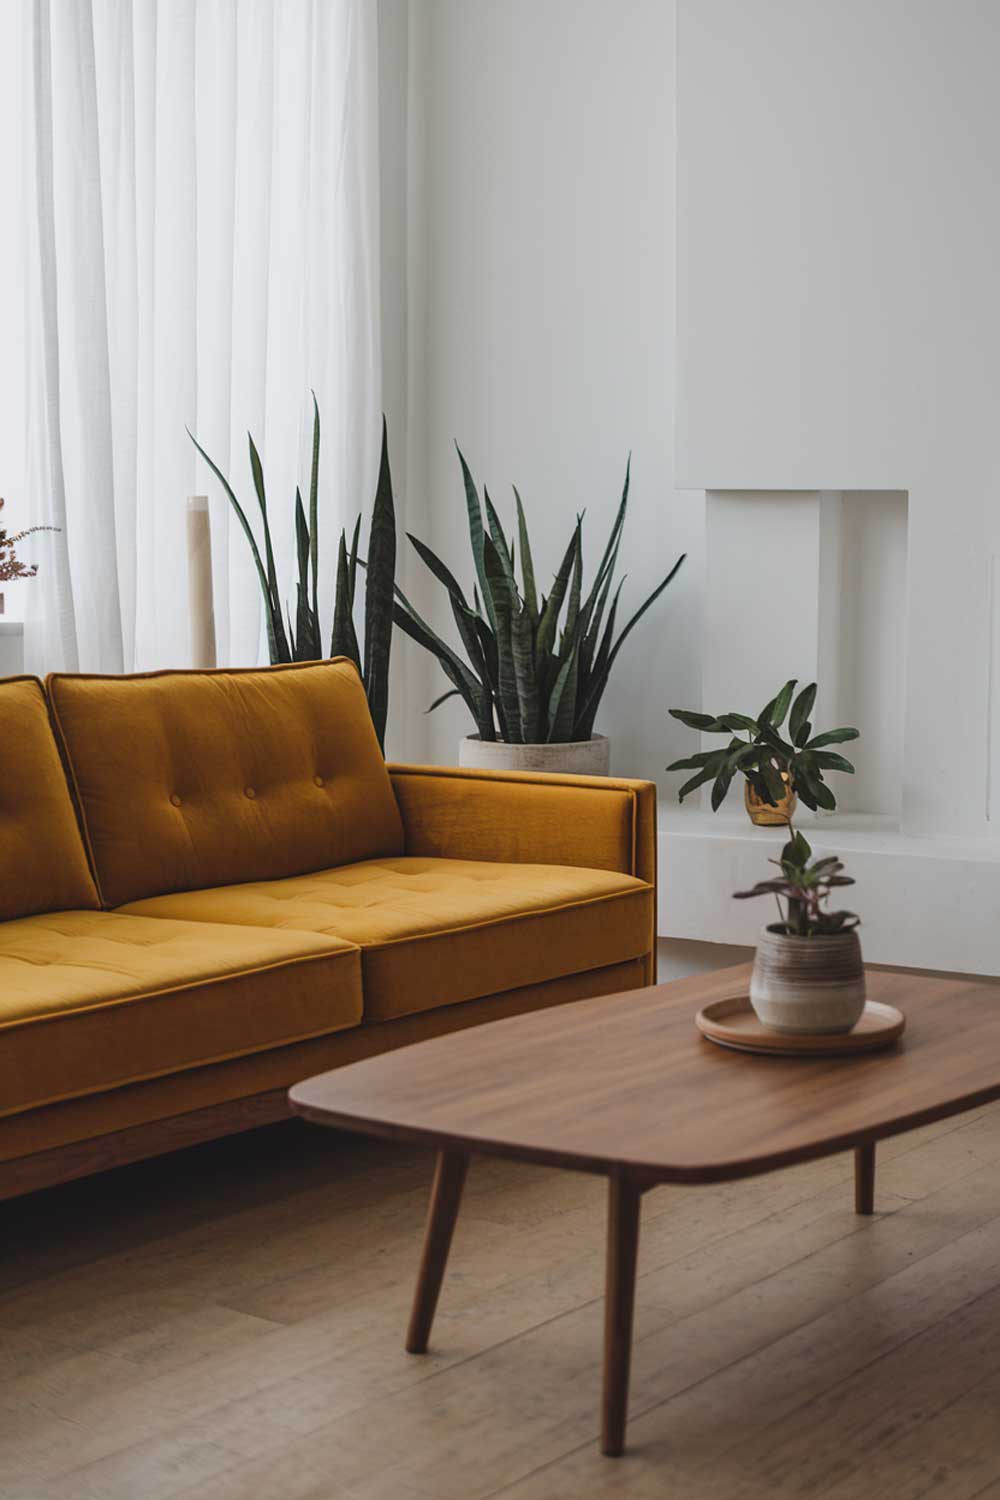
{"left": 290, "top": 965, "right": 1000, "bottom": 1183}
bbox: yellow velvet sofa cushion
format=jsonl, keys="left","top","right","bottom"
{"left": 119, "top": 856, "right": 654, "bottom": 1021}
{"left": 0, "top": 910, "right": 361, "bottom": 1118}
{"left": 47, "top": 660, "right": 405, "bottom": 907}
{"left": 0, "top": 676, "right": 99, "bottom": 920}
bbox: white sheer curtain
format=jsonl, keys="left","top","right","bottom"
{"left": 22, "top": 0, "right": 381, "bottom": 673}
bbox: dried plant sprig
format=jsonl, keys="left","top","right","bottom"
{"left": 0, "top": 498, "right": 58, "bottom": 582}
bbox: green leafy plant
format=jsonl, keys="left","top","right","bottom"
{"left": 733, "top": 827, "right": 860, "bottom": 937}
{"left": 189, "top": 400, "right": 396, "bottom": 749}
{"left": 0, "top": 498, "right": 57, "bottom": 582}
{"left": 667, "top": 679, "right": 859, "bottom": 811}
{"left": 393, "top": 450, "right": 686, "bottom": 744}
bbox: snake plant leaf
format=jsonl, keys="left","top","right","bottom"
{"left": 759, "top": 679, "right": 796, "bottom": 729}
{"left": 394, "top": 580, "right": 494, "bottom": 733}
{"left": 805, "top": 726, "right": 860, "bottom": 748}
{"left": 247, "top": 433, "right": 289, "bottom": 658}
{"left": 330, "top": 530, "right": 361, "bottom": 669}
{"left": 511, "top": 604, "right": 540, "bottom": 743}
{"left": 483, "top": 488, "right": 519, "bottom": 595}
{"left": 573, "top": 581, "right": 622, "bottom": 739}
{"left": 513, "top": 487, "right": 538, "bottom": 622}
{"left": 789, "top": 682, "right": 817, "bottom": 744}
{"left": 546, "top": 645, "right": 580, "bottom": 743}
{"left": 483, "top": 535, "right": 522, "bottom": 741}
{"left": 536, "top": 522, "right": 581, "bottom": 660}
{"left": 576, "top": 552, "right": 686, "bottom": 737}
{"left": 294, "top": 487, "right": 321, "bottom": 660}
{"left": 407, "top": 532, "right": 471, "bottom": 608}
{"left": 188, "top": 428, "right": 287, "bottom": 664}
{"left": 456, "top": 445, "right": 496, "bottom": 632}
{"left": 347, "top": 513, "right": 361, "bottom": 597}
{"left": 309, "top": 392, "right": 320, "bottom": 620}
{"left": 561, "top": 524, "right": 584, "bottom": 650}
{"left": 363, "top": 417, "right": 396, "bottom": 749}
{"left": 450, "top": 594, "right": 493, "bottom": 698}
{"left": 428, "top": 690, "right": 464, "bottom": 714}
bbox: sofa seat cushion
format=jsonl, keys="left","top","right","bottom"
{"left": 0, "top": 911, "right": 361, "bottom": 1118}
{"left": 119, "top": 857, "right": 654, "bottom": 1022}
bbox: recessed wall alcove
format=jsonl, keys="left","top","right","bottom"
{"left": 702, "top": 489, "right": 908, "bottom": 821}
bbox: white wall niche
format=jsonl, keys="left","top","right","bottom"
{"left": 703, "top": 488, "right": 908, "bottom": 821}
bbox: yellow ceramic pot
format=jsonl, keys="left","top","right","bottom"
{"left": 744, "top": 775, "right": 797, "bottom": 826}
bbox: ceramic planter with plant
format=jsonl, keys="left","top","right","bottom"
{"left": 667, "top": 678, "right": 859, "bottom": 824}
{"left": 734, "top": 827, "right": 865, "bottom": 1034}
{"left": 393, "top": 451, "right": 685, "bottom": 775}
{"left": 190, "top": 401, "right": 397, "bottom": 750}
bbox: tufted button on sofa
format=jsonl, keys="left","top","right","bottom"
{"left": 0, "top": 660, "right": 657, "bottom": 1198}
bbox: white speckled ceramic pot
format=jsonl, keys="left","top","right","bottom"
{"left": 458, "top": 734, "right": 610, "bottom": 777}
{"left": 749, "top": 926, "right": 866, "bottom": 1035}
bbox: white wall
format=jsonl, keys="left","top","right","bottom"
{"left": 399, "top": 0, "right": 702, "bottom": 782}
{"left": 677, "top": 0, "right": 1000, "bottom": 837}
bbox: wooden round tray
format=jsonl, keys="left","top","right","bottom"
{"left": 696, "top": 995, "right": 905, "bottom": 1057}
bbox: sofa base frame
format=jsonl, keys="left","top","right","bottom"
{"left": 0, "top": 1089, "right": 292, "bottom": 1202}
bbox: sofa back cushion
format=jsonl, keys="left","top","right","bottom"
{"left": 0, "top": 676, "right": 99, "bottom": 918}
{"left": 48, "top": 660, "right": 405, "bottom": 907}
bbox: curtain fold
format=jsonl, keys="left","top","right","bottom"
{"left": 23, "top": 0, "right": 381, "bottom": 674}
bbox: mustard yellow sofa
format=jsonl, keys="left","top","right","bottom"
{"left": 0, "top": 661, "right": 657, "bottom": 1198}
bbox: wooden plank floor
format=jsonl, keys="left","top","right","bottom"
{"left": 3, "top": 1100, "right": 1000, "bottom": 1499}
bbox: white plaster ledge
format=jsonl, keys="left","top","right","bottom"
{"left": 658, "top": 803, "right": 1000, "bottom": 976}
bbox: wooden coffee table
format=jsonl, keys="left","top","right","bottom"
{"left": 289, "top": 963, "right": 1000, "bottom": 1456}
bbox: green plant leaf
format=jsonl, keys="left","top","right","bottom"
{"left": 363, "top": 416, "right": 396, "bottom": 749}
{"left": 294, "top": 486, "right": 320, "bottom": 660}
{"left": 676, "top": 765, "right": 718, "bottom": 801}
{"left": 759, "top": 679, "right": 796, "bottom": 728}
{"left": 426, "top": 689, "right": 461, "bottom": 713}
{"left": 393, "top": 590, "right": 493, "bottom": 738}
{"left": 536, "top": 522, "right": 581, "bottom": 660}
{"left": 513, "top": 487, "right": 538, "bottom": 621}
{"left": 309, "top": 392, "right": 320, "bottom": 621}
{"left": 188, "top": 428, "right": 287, "bottom": 664}
{"left": 668, "top": 708, "right": 726, "bottom": 731}
{"left": 330, "top": 530, "right": 361, "bottom": 668}
{"left": 710, "top": 764, "right": 735, "bottom": 811}
{"left": 809, "top": 750, "right": 856, "bottom": 774}
{"left": 483, "top": 535, "right": 522, "bottom": 741}
{"left": 511, "top": 604, "right": 541, "bottom": 743}
{"left": 575, "top": 552, "right": 685, "bottom": 735}
{"left": 456, "top": 445, "right": 496, "bottom": 632}
{"left": 789, "top": 682, "right": 817, "bottom": 743}
{"left": 805, "top": 726, "right": 860, "bottom": 749}
{"left": 718, "top": 713, "right": 759, "bottom": 735}
{"left": 247, "top": 432, "right": 290, "bottom": 661}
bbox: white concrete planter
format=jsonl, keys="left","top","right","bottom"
{"left": 749, "top": 926, "right": 866, "bottom": 1035}
{"left": 458, "top": 734, "right": 611, "bottom": 777}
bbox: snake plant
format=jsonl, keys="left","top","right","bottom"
{"left": 189, "top": 399, "right": 397, "bottom": 749}
{"left": 393, "top": 449, "right": 686, "bottom": 744}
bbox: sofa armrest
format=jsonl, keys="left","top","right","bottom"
{"left": 388, "top": 764, "right": 657, "bottom": 886}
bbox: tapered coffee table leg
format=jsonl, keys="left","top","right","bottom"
{"left": 855, "top": 1142, "right": 876, "bottom": 1215}
{"left": 406, "top": 1150, "right": 469, "bottom": 1354}
{"left": 602, "top": 1175, "right": 642, "bottom": 1457}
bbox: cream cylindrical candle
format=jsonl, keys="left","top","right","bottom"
{"left": 186, "top": 496, "right": 217, "bottom": 668}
